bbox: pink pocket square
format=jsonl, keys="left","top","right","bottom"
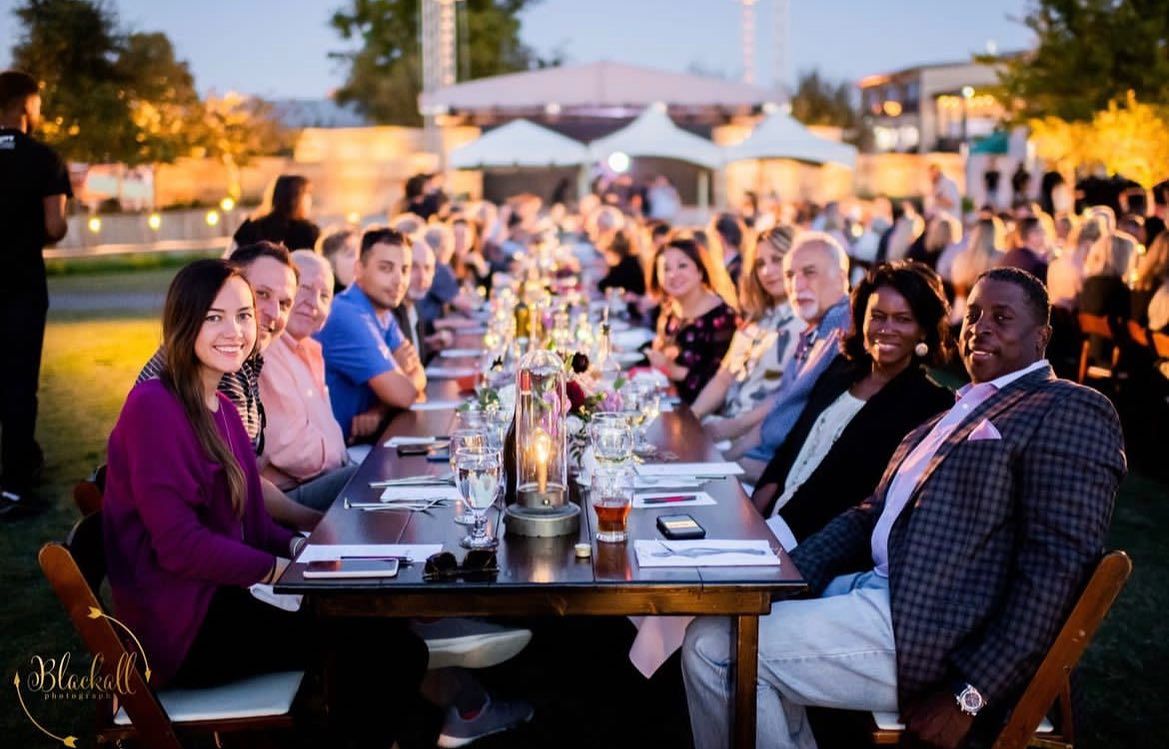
{"left": 967, "top": 418, "right": 1002, "bottom": 441}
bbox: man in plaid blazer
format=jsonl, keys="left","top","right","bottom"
{"left": 683, "top": 268, "right": 1126, "bottom": 749}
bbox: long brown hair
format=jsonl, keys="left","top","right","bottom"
{"left": 739, "top": 226, "right": 794, "bottom": 321}
{"left": 161, "top": 259, "right": 256, "bottom": 517}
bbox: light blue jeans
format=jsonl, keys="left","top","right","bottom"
{"left": 682, "top": 571, "right": 898, "bottom": 749}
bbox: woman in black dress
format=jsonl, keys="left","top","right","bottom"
{"left": 233, "top": 174, "right": 320, "bottom": 250}
{"left": 751, "top": 261, "right": 954, "bottom": 546}
{"left": 646, "top": 237, "right": 739, "bottom": 404}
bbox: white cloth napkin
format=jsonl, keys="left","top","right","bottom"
{"left": 384, "top": 435, "right": 440, "bottom": 447}
{"left": 628, "top": 615, "right": 694, "bottom": 678}
{"left": 410, "top": 400, "right": 464, "bottom": 411}
{"left": 249, "top": 583, "right": 302, "bottom": 612}
{"left": 379, "top": 485, "right": 461, "bottom": 502}
{"left": 633, "top": 475, "right": 703, "bottom": 490}
{"left": 636, "top": 461, "right": 745, "bottom": 478}
{"left": 632, "top": 491, "right": 717, "bottom": 509}
{"left": 634, "top": 539, "right": 780, "bottom": 568}
{"left": 425, "top": 366, "right": 477, "bottom": 379}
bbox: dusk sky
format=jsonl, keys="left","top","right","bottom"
{"left": 1, "top": 0, "right": 1035, "bottom": 98}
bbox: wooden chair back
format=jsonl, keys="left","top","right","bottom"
{"left": 1076, "top": 313, "right": 1122, "bottom": 383}
{"left": 39, "top": 512, "right": 184, "bottom": 749}
{"left": 1126, "top": 321, "right": 1150, "bottom": 349}
{"left": 871, "top": 550, "right": 1132, "bottom": 749}
{"left": 1152, "top": 331, "right": 1169, "bottom": 359}
{"left": 990, "top": 550, "right": 1133, "bottom": 749}
{"left": 1076, "top": 313, "right": 1114, "bottom": 339}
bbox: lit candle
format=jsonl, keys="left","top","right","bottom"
{"left": 532, "top": 427, "right": 552, "bottom": 495}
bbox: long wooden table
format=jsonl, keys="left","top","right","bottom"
{"left": 277, "top": 344, "right": 806, "bottom": 748}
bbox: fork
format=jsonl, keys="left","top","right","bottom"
{"left": 649, "top": 544, "right": 769, "bottom": 558}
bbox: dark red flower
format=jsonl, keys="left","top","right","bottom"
{"left": 571, "top": 352, "right": 590, "bottom": 374}
{"left": 566, "top": 380, "right": 587, "bottom": 412}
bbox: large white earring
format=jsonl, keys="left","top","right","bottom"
{"left": 914, "top": 341, "right": 929, "bottom": 358}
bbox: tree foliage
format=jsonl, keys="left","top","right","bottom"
{"left": 789, "top": 69, "right": 859, "bottom": 130}
{"left": 987, "top": 0, "right": 1169, "bottom": 122}
{"left": 1032, "top": 93, "right": 1169, "bottom": 188}
{"left": 330, "top": 0, "right": 547, "bottom": 125}
{"left": 10, "top": 0, "right": 281, "bottom": 167}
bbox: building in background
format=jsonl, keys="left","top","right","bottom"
{"left": 859, "top": 58, "right": 1008, "bottom": 154}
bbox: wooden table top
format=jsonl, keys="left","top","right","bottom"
{"left": 276, "top": 338, "right": 806, "bottom": 605}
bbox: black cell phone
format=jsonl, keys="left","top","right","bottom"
{"left": 657, "top": 513, "right": 706, "bottom": 540}
{"left": 397, "top": 444, "right": 431, "bottom": 457}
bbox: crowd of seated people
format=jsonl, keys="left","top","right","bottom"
{"left": 83, "top": 163, "right": 1169, "bottom": 747}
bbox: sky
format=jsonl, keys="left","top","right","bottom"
{"left": 0, "top": 0, "right": 1036, "bottom": 99}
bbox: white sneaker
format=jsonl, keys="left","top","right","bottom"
{"left": 411, "top": 618, "right": 532, "bottom": 670}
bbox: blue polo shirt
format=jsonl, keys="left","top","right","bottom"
{"left": 316, "top": 284, "right": 405, "bottom": 440}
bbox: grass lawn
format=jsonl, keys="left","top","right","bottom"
{"left": 1, "top": 267, "right": 1166, "bottom": 747}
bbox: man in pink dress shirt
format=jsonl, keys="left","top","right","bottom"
{"left": 259, "top": 250, "right": 356, "bottom": 511}
{"left": 683, "top": 268, "right": 1126, "bottom": 749}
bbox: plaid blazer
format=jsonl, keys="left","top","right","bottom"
{"left": 789, "top": 365, "right": 1126, "bottom": 708}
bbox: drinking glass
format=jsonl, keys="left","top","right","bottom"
{"left": 589, "top": 412, "right": 633, "bottom": 466}
{"left": 449, "top": 425, "right": 487, "bottom": 525}
{"left": 457, "top": 448, "right": 503, "bottom": 549}
{"left": 623, "top": 381, "right": 661, "bottom": 456}
{"left": 591, "top": 464, "right": 635, "bottom": 543}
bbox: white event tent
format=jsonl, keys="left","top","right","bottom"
{"left": 588, "top": 104, "right": 725, "bottom": 170}
{"left": 449, "top": 119, "right": 591, "bottom": 169}
{"left": 725, "top": 110, "right": 858, "bottom": 168}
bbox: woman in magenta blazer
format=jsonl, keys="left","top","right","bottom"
{"left": 102, "top": 259, "right": 425, "bottom": 745}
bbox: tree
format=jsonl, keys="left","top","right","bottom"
{"left": 190, "top": 92, "right": 287, "bottom": 199}
{"left": 1030, "top": 94, "right": 1169, "bottom": 188}
{"left": 986, "top": 0, "right": 1169, "bottom": 122}
{"left": 789, "top": 69, "right": 864, "bottom": 146}
{"left": 11, "top": 0, "right": 203, "bottom": 165}
{"left": 330, "top": 0, "right": 546, "bottom": 125}
{"left": 790, "top": 70, "right": 858, "bottom": 128}
{"left": 117, "top": 32, "right": 204, "bottom": 164}
{"left": 10, "top": 0, "right": 138, "bottom": 162}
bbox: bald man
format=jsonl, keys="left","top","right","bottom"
{"left": 258, "top": 250, "right": 358, "bottom": 511}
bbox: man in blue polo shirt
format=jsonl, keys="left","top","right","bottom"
{"left": 318, "top": 227, "right": 426, "bottom": 442}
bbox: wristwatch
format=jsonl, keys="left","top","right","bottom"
{"left": 955, "top": 683, "right": 987, "bottom": 716}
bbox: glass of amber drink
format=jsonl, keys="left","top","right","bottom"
{"left": 591, "top": 464, "right": 634, "bottom": 543}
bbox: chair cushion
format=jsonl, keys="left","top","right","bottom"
{"left": 113, "top": 671, "right": 304, "bottom": 725}
{"left": 871, "top": 711, "right": 1053, "bottom": 734}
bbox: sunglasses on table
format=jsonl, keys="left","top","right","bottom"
{"left": 423, "top": 550, "right": 499, "bottom": 581}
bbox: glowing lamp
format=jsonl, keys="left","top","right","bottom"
{"left": 606, "top": 151, "right": 631, "bottom": 174}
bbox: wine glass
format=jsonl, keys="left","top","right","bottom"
{"left": 625, "top": 381, "right": 661, "bottom": 456}
{"left": 449, "top": 425, "right": 487, "bottom": 525}
{"left": 589, "top": 412, "right": 634, "bottom": 466}
{"left": 457, "top": 448, "right": 503, "bottom": 550}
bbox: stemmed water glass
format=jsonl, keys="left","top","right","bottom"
{"left": 622, "top": 381, "right": 661, "bottom": 456}
{"left": 457, "top": 448, "right": 503, "bottom": 550}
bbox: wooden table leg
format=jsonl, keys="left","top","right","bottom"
{"left": 733, "top": 614, "right": 759, "bottom": 749}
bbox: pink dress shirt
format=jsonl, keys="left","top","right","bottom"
{"left": 259, "top": 334, "right": 349, "bottom": 489}
{"left": 870, "top": 360, "right": 1050, "bottom": 577}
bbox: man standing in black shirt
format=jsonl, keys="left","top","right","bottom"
{"left": 0, "top": 70, "right": 72, "bottom": 518}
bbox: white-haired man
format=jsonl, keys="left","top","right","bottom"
{"left": 258, "top": 250, "right": 357, "bottom": 511}
{"left": 726, "top": 232, "right": 852, "bottom": 483}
